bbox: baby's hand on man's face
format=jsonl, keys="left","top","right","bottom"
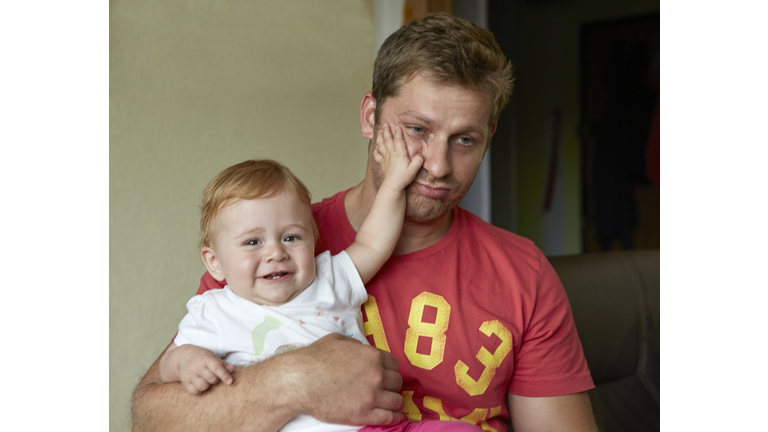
{"left": 373, "top": 124, "right": 423, "bottom": 192}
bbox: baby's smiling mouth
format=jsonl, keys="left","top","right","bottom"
{"left": 262, "top": 272, "right": 289, "bottom": 280}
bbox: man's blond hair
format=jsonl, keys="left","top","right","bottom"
{"left": 372, "top": 12, "right": 514, "bottom": 127}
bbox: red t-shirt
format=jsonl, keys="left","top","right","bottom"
{"left": 198, "top": 190, "right": 594, "bottom": 430}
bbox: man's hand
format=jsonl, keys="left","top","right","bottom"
{"left": 373, "top": 124, "right": 423, "bottom": 192}
{"left": 159, "top": 343, "right": 236, "bottom": 395}
{"left": 132, "top": 333, "right": 404, "bottom": 432}
{"left": 287, "top": 333, "right": 405, "bottom": 426}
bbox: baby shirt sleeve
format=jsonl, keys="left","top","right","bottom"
{"left": 329, "top": 251, "right": 368, "bottom": 307}
{"left": 173, "top": 295, "right": 225, "bottom": 358}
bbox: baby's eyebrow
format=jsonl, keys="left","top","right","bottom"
{"left": 234, "top": 226, "right": 264, "bottom": 237}
{"left": 282, "top": 224, "right": 311, "bottom": 232}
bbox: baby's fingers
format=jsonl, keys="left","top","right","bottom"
{"left": 392, "top": 126, "right": 408, "bottom": 156}
{"left": 182, "top": 377, "right": 209, "bottom": 395}
{"left": 406, "top": 153, "right": 424, "bottom": 178}
{"left": 373, "top": 127, "right": 387, "bottom": 161}
{"left": 207, "top": 358, "right": 234, "bottom": 385}
{"left": 379, "top": 124, "right": 394, "bottom": 154}
{"left": 373, "top": 142, "right": 383, "bottom": 164}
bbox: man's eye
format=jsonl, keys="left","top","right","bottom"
{"left": 457, "top": 136, "right": 473, "bottom": 145}
{"left": 410, "top": 126, "right": 425, "bottom": 134}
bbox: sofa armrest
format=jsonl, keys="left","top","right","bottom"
{"left": 549, "top": 250, "right": 659, "bottom": 432}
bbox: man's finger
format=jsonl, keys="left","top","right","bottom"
{"left": 376, "top": 387, "right": 405, "bottom": 413}
{"left": 380, "top": 369, "right": 403, "bottom": 393}
{"left": 378, "top": 349, "right": 400, "bottom": 372}
{"left": 365, "top": 408, "right": 407, "bottom": 427}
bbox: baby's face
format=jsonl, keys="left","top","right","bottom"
{"left": 211, "top": 190, "right": 316, "bottom": 306}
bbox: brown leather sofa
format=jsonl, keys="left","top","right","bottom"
{"left": 549, "top": 250, "right": 660, "bottom": 432}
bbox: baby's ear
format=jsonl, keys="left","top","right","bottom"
{"left": 201, "top": 246, "right": 225, "bottom": 281}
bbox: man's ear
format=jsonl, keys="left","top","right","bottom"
{"left": 360, "top": 91, "right": 377, "bottom": 140}
{"left": 201, "top": 246, "right": 225, "bottom": 281}
{"left": 486, "top": 121, "right": 498, "bottom": 150}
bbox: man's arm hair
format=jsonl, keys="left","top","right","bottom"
{"left": 507, "top": 391, "right": 598, "bottom": 432}
{"left": 132, "top": 335, "right": 405, "bottom": 432}
{"left": 131, "top": 342, "right": 295, "bottom": 432}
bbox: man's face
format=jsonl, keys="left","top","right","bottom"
{"left": 370, "top": 74, "right": 494, "bottom": 223}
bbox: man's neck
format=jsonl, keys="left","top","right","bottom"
{"left": 344, "top": 177, "right": 453, "bottom": 256}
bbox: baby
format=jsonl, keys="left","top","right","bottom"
{"left": 159, "top": 125, "right": 481, "bottom": 432}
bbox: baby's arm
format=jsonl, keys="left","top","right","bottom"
{"left": 346, "top": 125, "right": 423, "bottom": 283}
{"left": 159, "top": 342, "right": 237, "bottom": 395}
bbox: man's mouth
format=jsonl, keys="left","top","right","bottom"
{"left": 415, "top": 182, "right": 449, "bottom": 198}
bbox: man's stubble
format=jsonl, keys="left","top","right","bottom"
{"left": 369, "top": 143, "right": 471, "bottom": 224}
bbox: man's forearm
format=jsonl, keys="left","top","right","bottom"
{"left": 132, "top": 334, "right": 404, "bottom": 431}
{"left": 132, "top": 344, "right": 295, "bottom": 432}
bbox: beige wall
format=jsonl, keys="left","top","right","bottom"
{"left": 109, "top": 1, "right": 374, "bottom": 430}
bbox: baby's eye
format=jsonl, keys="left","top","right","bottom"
{"left": 245, "top": 239, "right": 262, "bottom": 246}
{"left": 283, "top": 235, "right": 299, "bottom": 242}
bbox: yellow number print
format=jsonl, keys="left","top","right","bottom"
{"left": 404, "top": 292, "right": 450, "bottom": 370}
{"left": 401, "top": 391, "right": 422, "bottom": 421}
{"left": 454, "top": 320, "right": 513, "bottom": 396}
{"left": 423, "top": 396, "right": 492, "bottom": 426}
{"left": 460, "top": 407, "right": 489, "bottom": 425}
{"left": 362, "top": 295, "right": 390, "bottom": 352}
{"left": 479, "top": 406, "right": 502, "bottom": 432}
{"left": 423, "top": 396, "right": 452, "bottom": 421}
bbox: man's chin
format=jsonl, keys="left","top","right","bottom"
{"left": 404, "top": 195, "right": 453, "bottom": 223}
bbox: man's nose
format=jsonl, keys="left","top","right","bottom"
{"left": 418, "top": 137, "right": 452, "bottom": 179}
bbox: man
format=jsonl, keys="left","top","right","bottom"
{"left": 132, "top": 13, "right": 597, "bottom": 432}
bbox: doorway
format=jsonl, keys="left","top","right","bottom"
{"left": 580, "top": 13, "right": 660, "bottom": 252}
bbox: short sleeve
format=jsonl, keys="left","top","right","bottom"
{"left": 508, "top": 250, "right": 595, "bottom": 396}
{"left": 173, "top": 295, "right": 225, "bottom": 357}
{"left": 330, "top": 251, "right": 368, "bottom": 307}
